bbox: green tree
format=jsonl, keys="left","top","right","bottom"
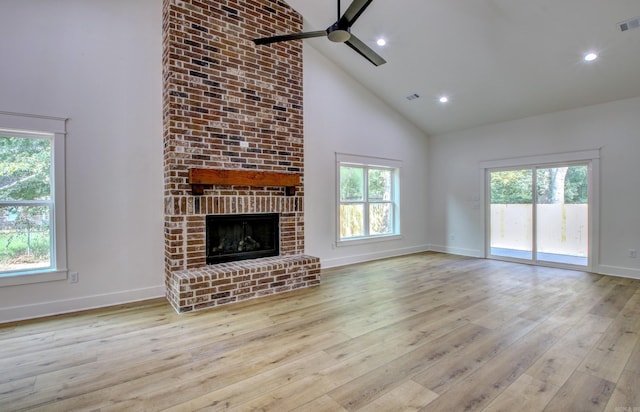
{"left": 368, "top": 168, "right": 391, "bottom": 200}
{"left": 564, "top": 165, "right": 588, "bottom": 204}
{"left": 0, "top": 136, "right": 51, "bottom": 201}
{"left": 536, "top": 167, "right": 568, "bottom": 204}
{"left": 490, "top": 170, "right": 532, "bottom": 204}
{"left": 492, "top": 165, "right": 588, "bottom": 205}
{"left": 340, "top": 166, "right": 363, "bottom": 201}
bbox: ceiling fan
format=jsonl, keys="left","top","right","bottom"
{"left": 253, "top": 0, "right": 386, "bottom": 67}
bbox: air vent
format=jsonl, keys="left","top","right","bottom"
{"left": 406, "top": 93, "right": 420, "bottom": 101}
{"left": 619, "top": 17, "right": 640, "bottom": 32}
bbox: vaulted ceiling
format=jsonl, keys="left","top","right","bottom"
{"left": 281, "top": 0, "right": 640, "bottom": 136}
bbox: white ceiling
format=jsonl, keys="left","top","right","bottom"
{"left": 283, "top": 0, "right": 640, "bottom": 136}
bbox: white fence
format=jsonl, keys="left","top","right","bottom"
{"left": 490, "top": 204, "right": 588, "bottom": 256}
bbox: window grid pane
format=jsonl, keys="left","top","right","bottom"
{"left": 368, "top": 168, "right": 392, "bottom": 201}
{"left": 340, "top": 166, "right": 364, "bottom": 201}
{"left": 369, "top": 203, "right": 393, "bottom": 235}
{"left": 0, "top": 135, "right": 52, "bottom": 201}
{"left": 0, "top": 204, "right": 52, "bottom": 273}
{"left": 340, "top": 204, "right": 365, "bottom": 239}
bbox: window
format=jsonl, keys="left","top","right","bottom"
{"left": 337, "top": 153, "right": 400, "bottom": 243}
{"left": 0, "top": 112, "right": 67, "bottom": 286}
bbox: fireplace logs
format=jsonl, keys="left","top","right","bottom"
{"left": 206, "top": 213, "right": 279, "bottom": 264}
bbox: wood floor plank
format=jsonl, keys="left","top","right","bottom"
{"left": 624, "top": 336, "right": 640, "bottom": 374}
{"left": 527, "top": 313, "right": 613, "bottom": 387}
{"left": 327, "top": 323, "right": 490, "bottom": 410}
{"left": 227, "top": 374, "right": 339, "bottom": 412}
{"left": 0, "top": 376, "right": 36, "bottom": 403}
{"left": 322, "top": 304, "right": 463, "bottom": 361}
{"left": 413, "top": 316, "right": 538, "bottom": 394}
{"left": 590, "top": 284, "right": 638, "bottom": 318}
{"left": 0, "top": 252, "right": 638, "bottom": 412}
{"left": 416, "top": 328, "right": 559, "bottom": 412}
{"left": 482, "top": 373, "right": 560, "bottom": 412}
{"left": 3, "top": 352, "right": 193, "bottom": 410}
{"left": 353, "top": 380, "right": 438, "bottom": 412}
{"left": 542, "top": 370, "right": 614, "bottom": 412}
{"left": 31, "top": 330, "right": 350, "bottom": 412}
{"left": 291, "top": 395, "right": 349, "bottom": 412}
{"left": 603, "top": 370, "right": 640, "bottom": 412}
{"left": 131, "top": 351, "right": 338, "bottom": 412}
{"left": 576, "top": 310, "right": 640, "bottom": 382}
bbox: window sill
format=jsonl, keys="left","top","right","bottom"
{"left": 0, "top": 268, "right": 68, "bottom": 287}
{"left": 336, "top": 234, "right": 403, "bottom": 247}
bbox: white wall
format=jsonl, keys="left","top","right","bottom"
{"left": 0, "top": 0, "right": 164, "bottom": 322}
{"left": 428, "top": 96, "right": 640, "bottom": 279}
{"left": 304, "top": 46, "right": 430, "bottom": 268}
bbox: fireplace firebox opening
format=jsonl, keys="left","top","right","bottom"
{"left": 206, "top": 213, "right": 280, "bottom": 264}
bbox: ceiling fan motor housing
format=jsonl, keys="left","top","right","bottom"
{"left": 327, "top": 22, "right": 351, "bottom": 43}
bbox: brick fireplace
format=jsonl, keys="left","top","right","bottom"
{"left": 162, "top": 0, "right": 320, "bottom": 313}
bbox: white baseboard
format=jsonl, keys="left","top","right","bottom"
{"left": 321, "top": 244, "right": 431, "bottom": 269}
{"left": 428, "top": 244, "right": 483, "bottom": 258}
{"left": 0, "top": 285, "right": 166, "bottom": 324}
{"left": 597, "top": 265, "right": 640, "bottom": 280}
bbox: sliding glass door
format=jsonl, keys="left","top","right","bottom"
{"left": 489, "top": 163, "right": 589, "bottom": 268}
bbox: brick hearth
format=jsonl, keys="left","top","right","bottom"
{"left": 162, "top": 0, "right": 320, "bottom": 313}
{"left": 168, "top": 255, "right": 320, "bottom": 312}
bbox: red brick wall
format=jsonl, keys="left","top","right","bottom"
{"left": 162, "top": 0, "right": 306, "bottom": 286}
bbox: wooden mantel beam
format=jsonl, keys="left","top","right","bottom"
{"left": 188, "top": 168, "right": 301, "bottom": 195}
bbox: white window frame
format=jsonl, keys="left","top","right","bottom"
{"left": 336, "top": 153, "right": 402, "bottom": 246}
{"left": 0, "top": 112, "right": 68, "bottom": 286}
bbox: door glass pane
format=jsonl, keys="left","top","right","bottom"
{"left": 0, "top": 205, "right": 51, "bottom": 273}
{"left": 489, "top": 169, "right": 533, "bottom": 260}
{"left": 536, "top": 165, "right": 588, "bottom": 265}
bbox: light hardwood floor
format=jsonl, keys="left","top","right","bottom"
{"left": 1, "top": 252, "right": 639, "bottom": 411}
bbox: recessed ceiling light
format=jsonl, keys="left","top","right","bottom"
{"left": 584, "top": 52, "right": 598, "bottom": 62}
{"left": 439, "top": 96, "right": 449, "bottom": 103}
{"left": 376, "top": 38, "right": 386, "bottom": 47}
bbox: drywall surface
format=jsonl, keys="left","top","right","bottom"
{"left": 0, "top": 0, "right": 164, "bottom": 322}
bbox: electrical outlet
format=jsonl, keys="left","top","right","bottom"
{"left": 69, "top": 272, "right": 79, "bottom": 283}
{"left": 630, "top": 249, "right": 637, "bottom": 258}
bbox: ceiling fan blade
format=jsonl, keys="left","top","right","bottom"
{"left": 253, "top": 30, "right": 327, "bottom": 45}
{"left": 339, "top": 0, "right": 374, "bottom": 27}
{"left": 345, "top": 34, "right": 386, "bottom": 66}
